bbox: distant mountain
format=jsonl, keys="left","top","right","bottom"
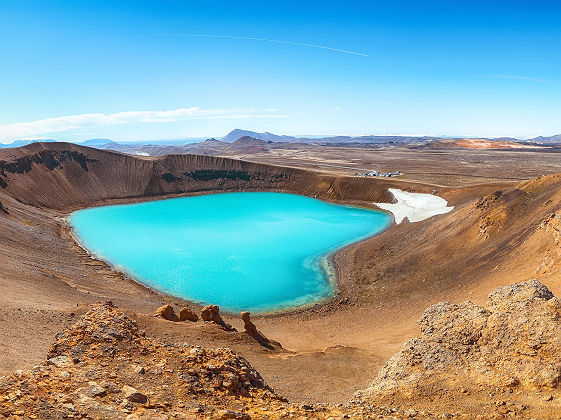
{"left": 306, "top": 135, "right": 438, "bottom": 144}
{"left": 231, "top": 136, "right": 271, "bottom": 146}
{"left": 222, "top": 129, "right": 439, "bottom": 145}
{"left": 79, "top": 138, "right": 116, "bottom": 147}
{"left": 487, "top": 137, "right": 520, "bottom": 142}
{"left": 0, "top": 139, "right": 57, "bottom": 148}
{"left": 223, "top": 130, "right": 561, "bottom": 146}
{"left": 0, "top": 138, "right": 122, "bottom": 149}
{"left": 527, "top": 134, "right": 561, "bottom": 144}
{"left": 222, "top": 129, "right": 296, "bottom": 143}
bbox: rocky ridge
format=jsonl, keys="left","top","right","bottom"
{"left": 0, "top": 303, "right": 283, "bottom": 419}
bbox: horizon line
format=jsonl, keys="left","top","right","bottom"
{"left": 3, "top": 132, "right": 560, "bottom": 145}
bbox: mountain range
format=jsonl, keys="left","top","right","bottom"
{"left": 220, "top": 130, "right": 561, "bottom": 145}
{"left": 2, "top": 129, "right": 561, "bottom": 149}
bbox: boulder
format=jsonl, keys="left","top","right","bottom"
{"left": 122, "top": 385, "right": 147, "bottom": 404}
{"left": 200, "top": 304, "right": 216, "bottom": 322}
{"left": 201, "top": 305, "right": 235, "bottom": 331}
{"left": 154, "top": 304, "right": 177, "bottom": 321}
{"left": 82, "top": 381, "right": 106, "bottom": 398}
{"left": 178, "top": 307, "right": 198, "bottom": 322}
{"left": 47, "top": 355, "right": 71, "bottom": 368}
{"left": 214, "top": 409, "right": 251, "bottom": 419}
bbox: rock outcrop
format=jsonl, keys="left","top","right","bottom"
{"left": 179, "top": 307, "right": 199, "bottom": 322}
{"left": 354, "top": 279, "right": 561, "bottom": 417}
{"left": 370, "top": 279, "right": 561, "bottom": 391}
{"left": 201, "top": 305, "right": 236, "bottom": 331}
{"left": 241, "top": 312, "right": 280, "bottom": 349}
{"left": 154, "top": 305, "right": 199, "bottom": 322}
{"left": 154, "top": 304, "right": 178, "bottom": 321}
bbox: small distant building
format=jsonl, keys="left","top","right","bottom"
{"left": 354, "top": 170, "right": 402, "bottom": 178}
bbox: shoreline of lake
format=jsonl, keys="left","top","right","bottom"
{"left": 67, "top": 192, "right": 391, "bottom": 314}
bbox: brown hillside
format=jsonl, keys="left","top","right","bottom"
{"left": 0, "top": 142, "right": 432, "bottom": 210}
{"left": 337, "top": 173, "right": 561, "bottom": 312}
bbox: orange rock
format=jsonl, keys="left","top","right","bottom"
{"left": 241, "top": 311, "right": 258, "bottom": 336}
{"left": 201, "top": 305, "right": 235, "bottom": 331}
{"left": 240, "top": 311, "right": 278, "bottom": 349}
{"left": 154, "top": 304, "right": 177, "bottom": 321}
{"left": 178, "top": 307, "right": 198, "bottom": 322}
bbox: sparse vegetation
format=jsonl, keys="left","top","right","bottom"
{"left": 160, "top": 172, "right": 182, "bottom": 183}
{"left": 184, "top": 169, "right": 251, "bottom": 182}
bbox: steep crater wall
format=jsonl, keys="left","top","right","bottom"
{"left": 0, "top": 142, "right": 414, "bottom": 210}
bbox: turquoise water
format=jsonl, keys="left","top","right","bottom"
{"left": 69, "top": 192, "right": 391, "bottom": 313}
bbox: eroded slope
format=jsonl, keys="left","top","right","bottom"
{"left": 0, "top": 142, "right": 420, "bottom": 210}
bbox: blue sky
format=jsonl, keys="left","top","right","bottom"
{"left": 0, "top": 0, "right": 559, "bottom": 142}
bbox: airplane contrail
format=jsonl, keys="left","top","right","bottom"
{"left": 155, "top": 34, "right": 368, "bottom": 57}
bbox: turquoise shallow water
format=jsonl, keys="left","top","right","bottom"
{"left": 69, "top": 192, "right": 391, "bottom": 313}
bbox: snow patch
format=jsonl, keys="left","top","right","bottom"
{"left": 375, "top": 188, "right": 453, "bottom": 224}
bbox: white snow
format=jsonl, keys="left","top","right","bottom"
{"left": 375, "top": 188, "right": 454, "bottom": 224}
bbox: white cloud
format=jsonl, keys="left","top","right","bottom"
{"left": 0, "top": 107, "right": 288, "bottom": 141}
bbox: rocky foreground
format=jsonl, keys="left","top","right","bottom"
{"left": 1, "top": 280, "right": 561, "bottom": 419}
{"left": 0, "top": 303, "right": 406, "bottom": 419}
